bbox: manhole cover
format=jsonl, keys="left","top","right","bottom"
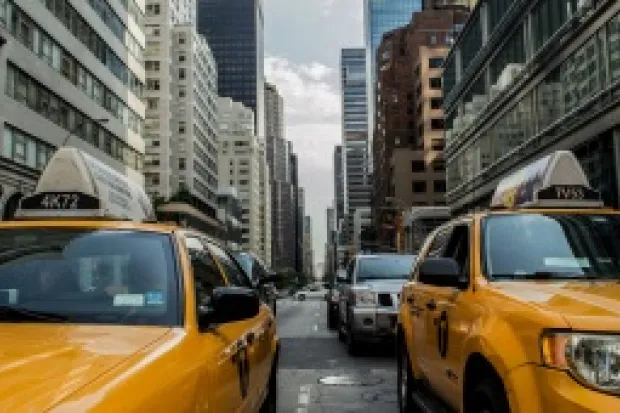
{"left": 318, "top": 375, "right": 384, "bottom": 387}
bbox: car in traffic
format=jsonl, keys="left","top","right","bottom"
{"left": 233, "top": 251, "right": 278, "bottom": 314}
{"left": 339, "top": 253, "right": 416, "bottom": 355}
{"left": 397, "top": 150, "right": 620, "bottom": 413}
{"left": 296, "top": 284, "right": 328, "bottom": 301}
{"left": 0, "top": 147, "right": 279, "bottom": 412}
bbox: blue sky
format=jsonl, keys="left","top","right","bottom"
{"left": 264, "top": 0, "right": 363, "bottom": 272}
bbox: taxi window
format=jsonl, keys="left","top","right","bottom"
{"left": 0, "top": 229, "right": 179, "bottom": 326}
{"left": 482, "top": 214, "right": 620, "bottom": 280}
{"left": 207, "top": 243, "right": 252, "bottom": 288}
{"left": 185, "top": 236, "right": 225, "bottom": 309}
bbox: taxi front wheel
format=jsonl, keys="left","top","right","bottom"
{"left": 468, "top": 377, "right": 509, "bottom": 413}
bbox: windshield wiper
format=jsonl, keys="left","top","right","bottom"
{"left": 0, "top": 306, "right": 68, "bottom": 323}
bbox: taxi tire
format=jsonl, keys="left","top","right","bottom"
{"left": 259, "top": 364, "right": 277, "bottom": 413}
{"left": 469, "top": 377, "right": 509, "bottom": 413}
{"left": 397, "top": 340, "right": 418, "bottom": 413}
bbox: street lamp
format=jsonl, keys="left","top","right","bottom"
{"left": 62, "top": 118, "right": 109, "bottom": 147}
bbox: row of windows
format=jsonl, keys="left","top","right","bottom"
{"left": 5, "top": 63, "right": 143, "bottom": 171}
{"left": 5, "top": 3, "right": 143, "bottom": 136}
{"left": 447, "top": 12, "right": 620, "bottom": 194}
{"left": 194, "top": 142, "right": 216, "bottom": 173}
{"left": 193, "top": 178, "right": 216, "bottom": 203}
{"left": 3, "top": 124, "right": 55, "bottom": 171}
{"left": 411, "top": 160, "right": 445, "bottom": 173}
{"left": 17, "top": 0, "right": 144, "bottom": 98}
{"left": 83, "top": 0, "right": 144, "bottom": 62}
{"left": 116, "top": 0, "right": 145, "bottom": 29}
{"left": 412, "top": 180, "right": 446, "bottom": 193}
{"left": 194, "top": 160, "right": 217, "bottom": 188}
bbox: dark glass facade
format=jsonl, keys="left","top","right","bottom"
{"left": 365, "top": 0, "right": 422, "bottom": 85}
{"left": 197, "top": 0, "right": 265, "bottom": 136}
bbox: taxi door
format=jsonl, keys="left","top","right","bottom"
{"left": 206, "top": 242, "right": 273, "bottom": 413}
{"left": 407, "top": 225, "right": 453, "bottom": 377}
{"left": 422, "top": 221, "right": 475, "bottom": 410}
{"left": 183, "top": 235, "right": 248, "bottom": 413}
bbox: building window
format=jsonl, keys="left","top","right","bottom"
{"left": 178, "top": 34, "right": 186, "bottom": 44}
{"left": 146, "top": 79, "right": 160, "bottom": 90}
{"left": 179, "top": 122, "right": 186, "bottom": 134}
{"left": 429, "top": 57, "right": 444, "bottom": 69}
{"left": 3, "top": 124, "right": 55, "bottom": 170}
{"left": 179, "top": 68, "right": 186, "bottom": 79}
{"left": 431, "top": 119, "right": 445, "bottom": 130}
{"left": 431, "top": 139, "right": 444, "bottom": 151}
{"left": 430, "top": 34, "right": 437, "bottom": 45}
{"left": 179, "top": 54, "right": 186, "bottom": 62}
{"left": 413, "top": 181, "right": 427, "bottom": 193}
{"left": 430, "top": 98, "right": 443, "bottom": 109}
{"left": 432, "top": 159, "right": 445, "bottom": 172}
{"left": 5, "top": 63, "right": 142, "bottom": 171}
{"left": 179, "top": 158, "right": 186, "bottom": 170}
{"left": 411, "top": 160, "right": 425, "bottom": 173}
{"left": 147, "top": 98, "right": 158, "bottom": 109}
{"left": 430, "top": 78, "right": 442, "bottom": 89}
{"left": 434, "top": 180, "right": 446, "bottom": 193}
{"left": 179, "top": 87, "right": 186, "bottom": 98}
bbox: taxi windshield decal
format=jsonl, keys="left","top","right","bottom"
{"left": 145, "top": 291, "right": 165, "bottom": 305}
{"left": 113, "top": 294, "right": 145, "bottom": 307}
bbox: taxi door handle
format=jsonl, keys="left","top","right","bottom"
{"left": 426, "top": 300, "right": 437, "bottom": 311}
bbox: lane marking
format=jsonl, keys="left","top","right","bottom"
{"left": 297, "top": 384, "right": 312, "bottom": 411}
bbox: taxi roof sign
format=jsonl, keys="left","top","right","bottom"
{"left": 490, "top": 150, "right": 603, "bottom": 209}
{"left": 15, "top": 147, "right": 154, "bottom": 221}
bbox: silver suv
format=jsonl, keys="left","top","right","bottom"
{"left": 338, "top": 254, "right": 416, "bottom": 355}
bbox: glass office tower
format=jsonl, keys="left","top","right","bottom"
{"left": 197, "top": 0, "right": 265, "bottom": 137}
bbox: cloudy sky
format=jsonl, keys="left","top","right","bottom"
{"left": 264, "top": 0, "right": 363, "bottom": 270}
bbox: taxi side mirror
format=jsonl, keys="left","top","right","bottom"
{"left": 199, "top": 287, "right": 260, "bottom": 328}
{"left": 418, "top": 258, "right": 467, "bottom": 289}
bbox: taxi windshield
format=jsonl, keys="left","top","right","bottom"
{"left": 483, "top": 214, "right": 620, "bottom": 281}
{"left": 0, "top": 228, "right": 179, "bottom": 326}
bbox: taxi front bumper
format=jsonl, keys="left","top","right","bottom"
{"left": 349, "top": 306, "right": 398, "bottom": 341}
{"left": 506, "top": 363, "right": 620, "bottom": 412}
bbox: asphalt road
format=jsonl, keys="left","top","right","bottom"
{"left": 276, "top": 297, "right": 397, "bottom": 412}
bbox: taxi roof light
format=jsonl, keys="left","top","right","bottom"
{"left": 490, "top": 150, "right": 603, "bottom": 210}
{"left": 15, "top": 147, "right": 155, "bottom": 222}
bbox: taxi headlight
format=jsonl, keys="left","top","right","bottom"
{"left": 352, "top": 288, "right": 376, "bottom": 306}
{"left": 542, "top": 332, "right": 620, "bottom": 393}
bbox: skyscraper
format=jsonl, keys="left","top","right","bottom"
{"left": 333, "top": 145, "right": 345, "bottom": 226}
{"left": 340, "top": 49, "right": 371, "bottom": 215}
{"left": 365, "top": 0, "right": 422, "bottom": 145}
{"left": 197, "top": 0, "right": 265, "bottom": 138}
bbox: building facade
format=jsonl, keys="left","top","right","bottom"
{"left": 373, "top": 7, "right": 469, "bottom": 249}
{"left": 365, "top": 0, "right": 423, "bottom": 144}
{"left": 0, "top": 0, "right": 146, "bottom": 219}
{"left": 217, "top": 97, "right": 263, "bottom": 255}
{"left": 197, "top": 0, "right": 265, "bottom": 138}
{"left": 217, "top": 186, "right": 243, "bottom": 250}
{"left": 333, "top": 144, "right": 345, "bottom": 226}
{"left": 341, "top": 49, "right": 372, "bottom": 223}
{"left": 444, "top": 0, "right": 620, "bottom": 213}
{"left": 302, "top": 215, "right": 314, "bottom": 280}
{"left": 257, "top": 138, "right": 272, "bottom": 266}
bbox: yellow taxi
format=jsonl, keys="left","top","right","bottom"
{"left": 0, "top": 147, "right": 279, "bottom": 412}
{"left": 397, "top": 150, "right": 620, "bottom": 412}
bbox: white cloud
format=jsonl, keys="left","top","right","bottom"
{"left": 265, "top": 56, "right": 343, "bottom": 267}
{"left": 265, "top": 56, "right": 340, "bottom": 125}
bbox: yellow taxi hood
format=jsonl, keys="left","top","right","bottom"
{"left": 0, "top": 324, "right": 171, "bottom": 411}
{"left": 492, "top": 281, "right": 620, "bottom": 330}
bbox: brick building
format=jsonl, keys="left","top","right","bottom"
{"left": 372, "top": 6, "right": 470, "bottom": 247}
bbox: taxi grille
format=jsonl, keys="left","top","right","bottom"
{"left": 378, "top": 293, "right": 393, "bottom": 307}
